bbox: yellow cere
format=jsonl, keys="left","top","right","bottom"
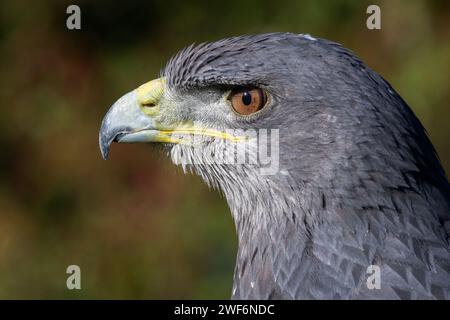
{"left": 135, "top": 78, "right": 247, "bottom": 144}
{"left": 136, "top": 77, "right": 166, "bottom": 107}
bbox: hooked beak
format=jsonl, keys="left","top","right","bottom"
{"left": 99, "top": 77, "right": 246, "bottom": 160}
{"left": 99, "top": 78, "right": 167, "bottom": 160}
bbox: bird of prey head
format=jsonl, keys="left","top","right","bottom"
{"left": 99, "top": 33, "right": 450, "bottom": 299}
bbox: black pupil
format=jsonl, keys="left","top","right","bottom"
{"left": 242, "top": 92, "right": 252, "bottom": 106}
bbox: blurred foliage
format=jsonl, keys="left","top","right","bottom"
{"left": 0, "top": 0, "right": 449, "bottom": 299}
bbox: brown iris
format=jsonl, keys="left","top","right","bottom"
{"left": 228, "top": 87, "right": 268, "bottom": 115}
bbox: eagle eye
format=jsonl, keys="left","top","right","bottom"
{"left": 228, "top": 87, "right": 267, "bottom": 115}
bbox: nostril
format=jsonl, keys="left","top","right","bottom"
{"left": 141, "top": 102, "right": 156, "bottom": 108}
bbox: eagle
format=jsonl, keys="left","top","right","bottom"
{"left": 99, "top": 33, "right": 450, "bottom": 299}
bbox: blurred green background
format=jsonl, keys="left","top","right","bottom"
{"left": 0, "top": 0, "right": 449, "bottom": 299}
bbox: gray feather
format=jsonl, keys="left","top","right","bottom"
{"left": 163, "top": 33, "right": 450, "bottom": 299}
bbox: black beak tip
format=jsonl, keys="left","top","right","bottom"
{"left": 100, "top": 142, "right": 110, "bottom": 160}
{"left": 99, "top": 133, "right": 111, "bottom": 160}
{"left": 101, "top": 149, "right": 109, "bottom": 160}
{"left": 99, "top": 122, "right": 130, "bottom": 160}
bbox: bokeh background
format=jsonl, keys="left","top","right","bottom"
{"left": 0, "top": 0, "right": 449, "bottom": 299}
